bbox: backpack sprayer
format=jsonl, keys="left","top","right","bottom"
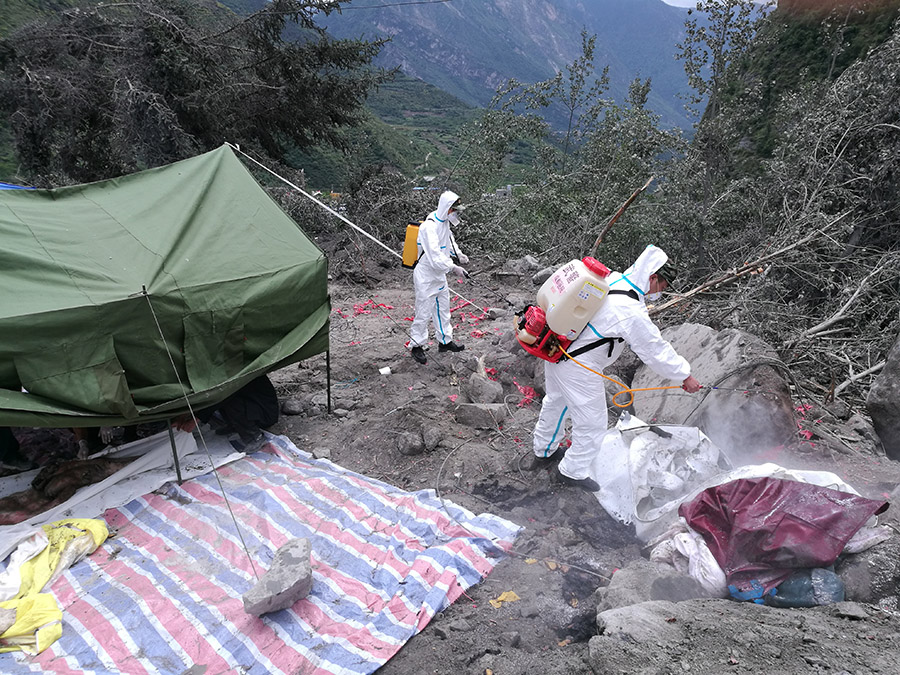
{"left": 515, "top": 257, "right": 612, "bottom": 362}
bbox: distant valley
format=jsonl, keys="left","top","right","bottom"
{"left": 318, "top": 0, "right": 695, "bottom": 131}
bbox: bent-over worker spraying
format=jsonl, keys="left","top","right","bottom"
{"left": 528, "top": 245, "right": 701, "bottom": 491}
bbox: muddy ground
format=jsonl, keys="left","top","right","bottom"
{"left": 264, "top": 262, "right": 900, "bottom": 675}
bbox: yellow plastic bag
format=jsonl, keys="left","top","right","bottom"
{"left": 0, "top": 518, "right": 108, "bottom": 655}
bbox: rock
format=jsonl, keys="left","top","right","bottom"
{"left": 448, "top": 618, "right": 474, "bottom": 632}
{"left": 500, "top": 329, "right": 524, "bottom": 355}
{"left": 461, "top": 372, "right": 503, "bottom": 404}
{"left": 332, "top": 408, "right": 350, "bottom": 418}
{"left": 532, "top": 267, "right": 555, "bottom": 286}
{"left": 454, "top": 403, "right": 509, "bottom": 429}
{"left": 498, "top": 631, "right": 521, "bottom": 648}
{"left": 487, "top": 307, "right": 508, "bottom": 319}
{"left": 835, "top": 534, "right": 900, "bottom": 606}
{"left": 830, "top": 601, "right": 870, "bottom": 620}
{"left": 499, "top": 255, "right": 542, "bottom": 278}
{"left": 887, "top": 484, "right": 900, "bottom": 520}
{"left": 491, "top": 350, "right": 537, "bottom": 381}
{"left": 505, "top": 292, "right": 533, "bottom": 309}
{"left": 312, "top": 447, "right": 331, "bottom": 460}
{"left": 847, "top": 413, "right": 880, "bottom": 444}
{"left": 588, "top": 597, "right": 900, "bottom": 674}
{"left": 522, "top": 254, "right": 541, "bottom": 270}
{"left": 423, "top": 426, "right": 442, "bottom": 451}
{"left": 632, "top": 324, "right": 795, "bottom": 458}
{"left": 867, "top": 333, "right": 900, "bottom": 459}
{"left": 596, "top": 600, "right": 685, "bottom": 644}
{"left": 397, "top": 431, "right": 425, "bottom": 456}
{"left": 242, "top": 538, "right": 312, "bottom": 616}
{"left": 596, "top": 559, "right": 711, "bottom": 612}
{"left": 824, "top": 398, "right": 852, "bottom": 421}
{"left": 281, "top": 399, "right": 304, "bottom": 415}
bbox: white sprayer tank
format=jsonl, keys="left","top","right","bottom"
{"left": 536, "top": 257, "right": 611, "bottom": 340}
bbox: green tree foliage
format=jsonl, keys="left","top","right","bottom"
{"left": 290, "top": 74, "right": 480, "bottom": 191}
{"left": 0, "top": 0, "right": 390, "bottom": 184}
{"left": 677, "top": 0, "right": 775, "bottom": 121}
{"left": 726, "top": 3, "right": 899, "bottom": 160}
{"left": 454, "top": 32, "right": 683, "bottom": 268}
{"left": 660, "top": 8, "right": 900, "bottom": 402}
{"left": 666, "top": 1, "right": 899, "bottom": 275}
{"left": 667, "top": 0, "right": 775, "bottom": 272}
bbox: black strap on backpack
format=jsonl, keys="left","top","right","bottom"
{"left": 609, "top": 288, "right": 640, "bottom": 301}
{"left": 564, "top": 336, "right": 623, "bottom": 360}
{"left": 558, "top": 289, "right": 639, "bottom": 361}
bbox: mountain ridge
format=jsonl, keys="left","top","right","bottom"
{"left": 320, "top": 0, "right": 695, "bottom": 130}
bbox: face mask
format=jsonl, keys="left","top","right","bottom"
{"left": 646, "top": 292, "right": 662, "bottom": 302}
{"left": 448, "top": 212, "right": 460, "bottom": 225}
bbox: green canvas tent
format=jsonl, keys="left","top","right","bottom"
{"left": 0, "top": 145, "right": 330, "bottom": 427}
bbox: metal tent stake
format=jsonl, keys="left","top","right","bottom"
{"left": 326, "top": 351, "right": 332, "bottom": 414}
{"left": 167, "top": 420, "right": 184, "bottom": 485}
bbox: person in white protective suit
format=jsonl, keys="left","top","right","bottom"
{"left": 409, "top": 190, "right": 469, "bottom": 365}
{"left": 528, "top": 245, "right": 702, "bottom": 491}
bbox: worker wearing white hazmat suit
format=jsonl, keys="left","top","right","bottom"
{"left": 529, "top": 245, "right": 701, "bottom": 491}
{"left": 409, "top": 190, "right": 469, "bottom": 365}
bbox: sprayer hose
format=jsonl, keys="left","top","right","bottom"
{"left": 557, "top": 345, "right": 682, "bottom": 408}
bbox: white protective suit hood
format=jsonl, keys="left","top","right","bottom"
{"left": 610, "top": 244, "right": 668, "bottom": 300}
{"left": 435, "top": 190, "right": 459, "bottom": 222}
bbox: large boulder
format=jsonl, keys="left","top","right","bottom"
{"left": 494, "top": 255, "right": 541, "bottom": 283}
{"left": 835, "top": 534, "right": 900, "bottom": 609}
{"left": 596, "top": 559, "right": 712, "bottom": 613}
{"left": 587, "top": 597, "right": 900, "bottom": 674}
{"left": 632, "top": 324, "right": 795, "bottom": 457}
{"left": 866, "top": 333, "right": 900, "bottom": 459}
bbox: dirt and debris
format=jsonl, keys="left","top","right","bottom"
{"left": 4, "top": 258, "right": 900, "bottom": 673}
{"left": 264, "top": 261, "right": 900, "bottom": 674}
{"left": 0, "top": 457, "right": 135, "bottom": 524}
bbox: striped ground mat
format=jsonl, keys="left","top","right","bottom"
{"left": 2, "top": 435, "right": 521, "bottom": 674}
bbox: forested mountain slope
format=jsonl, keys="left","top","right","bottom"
{"left": 245, "top": 0, "right": 696, "bottom": 131}
{"left": 0, "top": 0, "right": 476, "bottom": 186}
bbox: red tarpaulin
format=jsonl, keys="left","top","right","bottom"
{"left": 679, "top": 477, "right": 888, "bottom": 593}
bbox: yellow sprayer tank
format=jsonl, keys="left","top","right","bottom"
{"left": 536, "top": 257, "right": 611, "bottom": 340}
{"left": 401, "top": 221, "right": 422, "bottom": 269}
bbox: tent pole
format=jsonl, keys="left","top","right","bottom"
{"left": 326, "top": 351, "right": 332, "bottom": 414}
{"left": 167, "top": 421, "right": 184, "bottom": 485}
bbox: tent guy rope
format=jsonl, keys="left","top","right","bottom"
{"left": 141, "top": 287, "right": 260, "bottom": 581}
{"left": 225, "top": 142, "right": 487, "bottom": 314}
